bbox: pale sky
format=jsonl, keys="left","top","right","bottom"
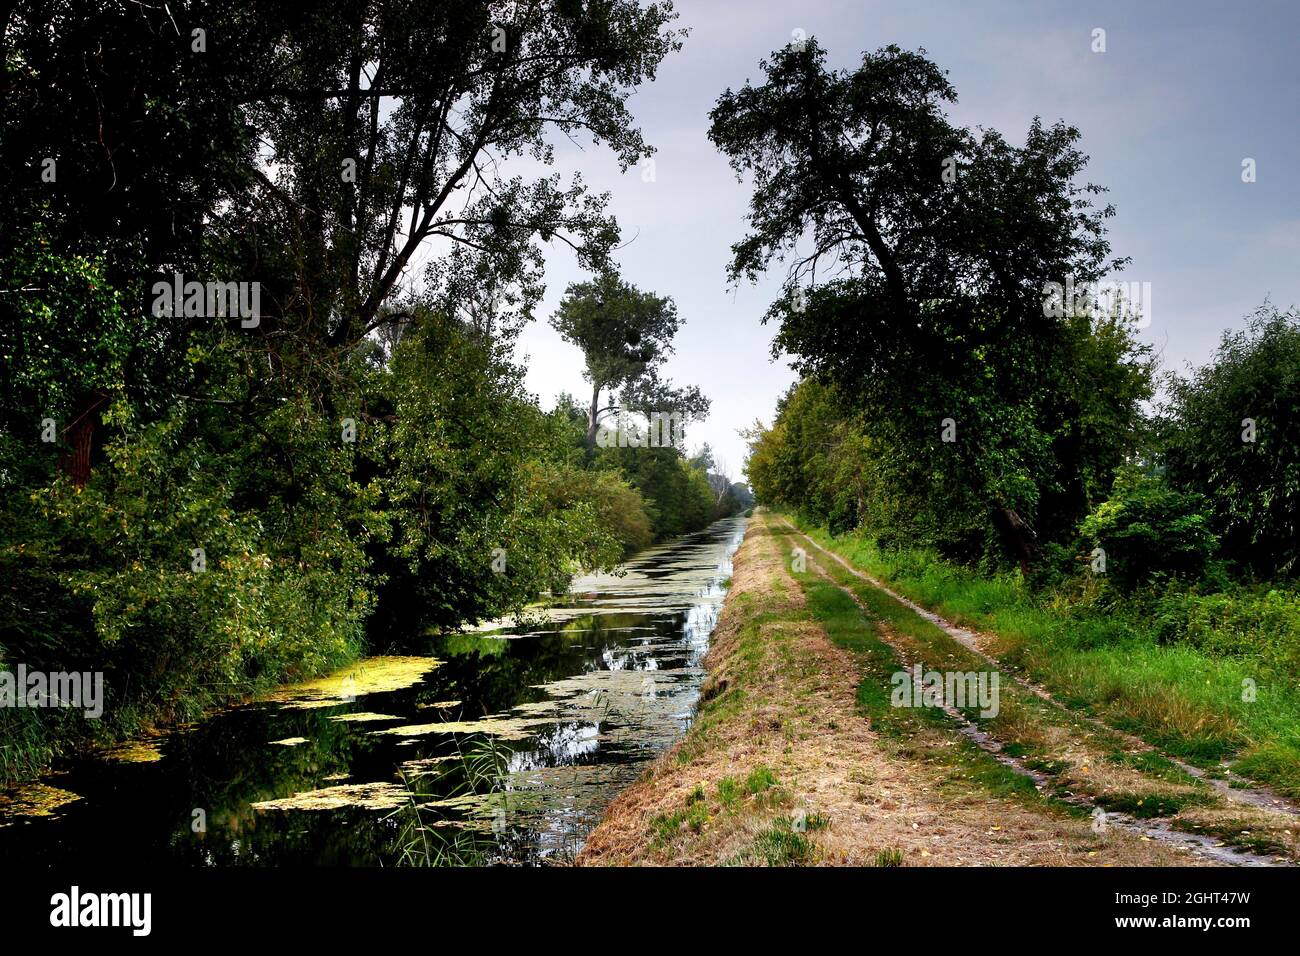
{"left": 509, "top": 0, "right": 1300, "bottom": 476}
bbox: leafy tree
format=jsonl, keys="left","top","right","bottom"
{"left": 361, "top": 310, "right": 628, "bottom": 643}
{"left": 541, "top": 466, "right": 655, "bottom": 558}
{"left": 235, "top": 0, "right": 684, "bottom": 348}
{"left": 712, "top": 39, "right": 1146, "bottom": 567}
{"left": 1078, "top": 468, "right": 1218, "bottom": 593}
{"left": 598, "top": 446, "right": 713, "bottom": 540}
{"left": 550, "top": 271, "right": 708, "bottom": 447}
{"left": 4, "top": 0, "right": 685, "bottom": 346}
{"left": 1161, "top": 305, "right": 1300, "bottom": 578}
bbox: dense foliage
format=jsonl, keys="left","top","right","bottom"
{"left": 0, "top": 1, "right": 744, "bottom": 784}
{"left": 711, "top": 39, "right": 1148, "bottom": 569}
{"left": 1162, "top": 306, "right": 1300, "bottom": 579}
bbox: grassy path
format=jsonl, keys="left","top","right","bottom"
{"left": 781, "top": 518, "right": 1300, "bottom": 815}
{"left": 774, "top": 518, "right": 1295, "bottom": 866}
{"left": 580, "top": 512, "right": 1281, "bottom": 866}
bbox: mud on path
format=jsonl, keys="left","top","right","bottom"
{"left": 579, "top": 513, "right": 1212, "bottom": 866}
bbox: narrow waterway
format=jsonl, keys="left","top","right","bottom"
{"left": 0, "top": 516, "right": 748, "bottom": 865}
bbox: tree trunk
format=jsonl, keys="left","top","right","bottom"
{"left": 585, "top": 383, "right": 601, "bottom": 449}
{"left": 57, "top": 393, "right": 108, "bottom": 487}
{"left": 992, "top": 504, "right": 1037, "bottom": 577}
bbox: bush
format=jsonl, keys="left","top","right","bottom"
{"left": 599, "top": 446, "right": 715, "bottom": 541}
{"left": 32, "top": 389, "right": 374, "bottom": 723}
{"left": 1162, "top": 305, "right": 1300, "bottom": 578}
{"left": 1078, "top": 468, "right": 1218, "bottom": 593}
{"left": 1153, "top": 586, "right": 1300, "bottom": 675}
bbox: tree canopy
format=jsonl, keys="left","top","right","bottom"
{"left": 550, "top": 271, "right": 708, "bottom": 447}
{"left": 713, "top": 39, "right": 1146, "bottom": 566}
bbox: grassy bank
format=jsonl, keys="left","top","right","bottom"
{"left": 786, "top": 513, "right": 1300, "bottom": 799}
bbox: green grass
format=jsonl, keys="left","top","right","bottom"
{"left": 788, "top": 516, "right": 1300, "bottom": 799}
{"left": 730, "top": 814, "right": 819, "bottom": 866}
{"left": 745, "top": 764, "right": 779, "bottom": 795}
{"left": 0, "top": 708, "right": 61, "bottom": 787}
{"left": 651, "top": 798, "right": 712, "bottom": 846}
{"left": 1092, "top": 789, "right": 1213, "bottom": 819}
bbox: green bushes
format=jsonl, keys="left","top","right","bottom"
{"left": 9, "top": 364, "right": 377, "bottom": 730}
{"left": 1077, "top": 469, "right": 1219, "bottom": 593}
{"left": 547, "top": 469, "right": 655, "bottom": 559}
{"left": 361, "top": 315, "right": 629, "bottom": 644}
{"left": 1162, "top": 305, "right": 1300, "bottom": 579}
{"left": 0, "top": 308, "right": 670, "bottom": 784}
{"left": 598, "top": 446, "right": 717, "bottom": 541}
{"left": 1153, "top": 587, "right": 1300, "bottom": 676}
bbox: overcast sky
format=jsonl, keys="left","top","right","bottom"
{"left": 510, "top": 0, "right": 1300, "bottom": 478}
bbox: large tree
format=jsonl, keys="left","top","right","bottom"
{"left": 235, "top": 0, "right": 685, "bottom": 350}
{"left": 710, "top": 39, "right": 1147, "bottom": 567}
{"left": 3, "top": 0, "right": 684, "bottom": 349}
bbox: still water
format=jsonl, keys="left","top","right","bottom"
{"left": 0, "top": 516, "right": 747, "bottom": 865}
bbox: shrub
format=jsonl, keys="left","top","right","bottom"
{"left": 1153, "top": 586, "right": 1300, "bottom": 675}
{"left": 1078, "top": 469, "right": 1218, "bottom": 592}
{"left": 1162, "top": 305, "right": 1300, "bottom": 578}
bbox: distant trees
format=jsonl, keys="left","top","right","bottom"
{"left": 547, "top": 271, "right": 742, "bottom": 539}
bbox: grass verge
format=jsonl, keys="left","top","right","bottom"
{"left": 786, "top": 514, "right": 1300, "bottom": 800}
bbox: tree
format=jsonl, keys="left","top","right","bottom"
{"left": 0, "top": 1, "right": 690, "bottom": 781}
{"left": 1161, "top": 305, "right": 1300, "bottom": 578}
{"left": 711, "top": 38, "right": 1144, "bottom": 568}
{"left": 601, "top": 445, "right": 714, "bottom": 539}
{"left": 1079, "top": 468, "right": 1218, "bottom": 593}
{"left": 550, "top": 271, "right": 708, "bottom": 447}
{"left": 2, "top": 0, "right": 686, "bottom": 391}
{"left": 362, "top": 309, "right": 630, "bottom": 641}
{"left": 233, "top": 0, "right": 685, "bottom": 349}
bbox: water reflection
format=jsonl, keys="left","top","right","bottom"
{"left": 0, "top": 516, "right": 747, "bottom": 865}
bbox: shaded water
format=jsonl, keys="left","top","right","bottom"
{"left": 0, "top": 516, "right": 747, "bottom": 865}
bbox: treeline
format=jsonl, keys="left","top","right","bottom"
{"left": 719, "top": 42, "right": 1298, "bottom": 673}
{"left": 0, "top": 1, "right": 736, "bottom": 784}
{"left": 750, "top": 305, "right": 1300, "bottom": 591}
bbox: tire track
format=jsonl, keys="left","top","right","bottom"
{"left": 779, "top": 518, "right": 1299, "bottom": 819}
